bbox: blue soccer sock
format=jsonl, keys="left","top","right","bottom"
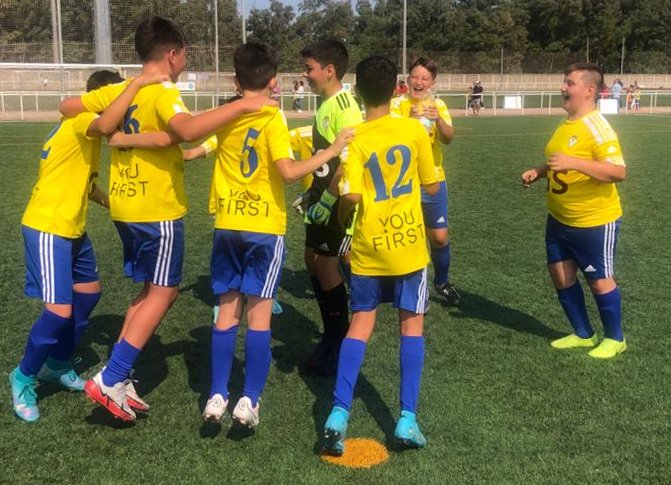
{"left": 210, "top": 325, "right": 238, "bottom": 399}
{"left": 556, "top": 280, "right": 594, "bottom": 338}
{"left": 333, "top": 338, "right": 367, "bottom": 411}
{"left": 49, "top": 291, "right": 101, "bottom": 362}
{"left": 594, "top": 287, "right": 624, "bottom": 341}
{"left": 431, "top": 242, "right": 451, "bottom": 287}
{"left": 400, "top": 336, "right": 425, "bottom": 414}
{"left": 48, "top": 320, "right": 76, "bottom": 363}
{"left": 101, "top": 338, "right": 141, "bottom": 387}
{"left": 243, "top": 329, "right": 272, "bottom": 407}
{"left": 72, "top": 291, "right": 101, "bottom": 346}
{"left": 19, "top": 310, "right": 72, "bottom": 376}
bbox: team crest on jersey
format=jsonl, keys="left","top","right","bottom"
{"left": 568, "top": 136, "right": 578, "bottom": 148}
{"left": 322, "top": 118, "right": 330, "bottom": 131}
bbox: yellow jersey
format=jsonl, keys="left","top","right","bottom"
{"left": 22, "top": 113, "right": 101, "bottom": 238}
{"left": 390, "top": 94, "right": 453, "bottom": 182}
{"left": 81, "top": 80, "right": 190, "bottom": 222}
{"left": 545, "top": 110, "right": 625, "bottom": 227}
{"left": 212, "top": 106, "right": 293, "bottom": 235}
{"left": 339, "top": 115, "right": 438, "bottom": 276}
{"left": 289, "top": 125, "right": 314, "bottom": 190}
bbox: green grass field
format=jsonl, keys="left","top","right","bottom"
{"left": 1, "top": 114, "right": 670, "bottom": 484}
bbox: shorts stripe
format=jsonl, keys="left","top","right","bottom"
{"left": 338, "top": 235, "right": 352, "bottom": 256}
{"left": 153, "top": 221, "right": 174, "bottom": 286}
{"left": 261, "top": 236, "right": 284, "bottom": 298}
{"left": 603, "top": 221, "right": 615, "bottom": 278}
{"left": 39, "top": 232, "right": 55, "bottom": 303}
{"left": 415, "top": 268, "right": 428, "bottom": 314}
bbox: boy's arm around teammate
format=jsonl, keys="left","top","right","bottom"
{"left": 274, "top": 127, "right": 354, "bottom": 184}
{"left": 61, "top": 73, "right": 168, "bottom": 135}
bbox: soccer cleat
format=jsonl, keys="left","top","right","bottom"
{"left": 550, "top": 333, "right": 599, "bottom": 349}
{"left": 9, "top": 368, "right": 40, "bottom": 422}
{"left": 37, "top": 363, "right": 85, "bottom": 392}
{"left": 436, "top": 282, "right": 461, "bottom": 307}
{"left": 84, "top": 372, "right": 136, "bottom": 422}
{"left": 202, "top": 393, "right": 228, "bottom": 422}
{"left": 394, "top": 410, "right": 427, "bottom": 448}
{"left": 322, "top": 406, "right": 349, "bottom": 456}
{"left": 232, "top": 396, "right": 259, "bottom": 428}
{"left": 588, "top": 338, "right": 627, "bottom": 359}
{"left": 271, "top": 299, "right": 283, "bottom": 315}
{"left": 125, "top": 380, "right": 150, "bottom": 413}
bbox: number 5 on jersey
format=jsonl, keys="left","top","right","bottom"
{"left": 240, "top": 128, "right": 260, "bottom": 177}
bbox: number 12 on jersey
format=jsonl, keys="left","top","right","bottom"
{"left": 364, "top": 145, "right": 413, "bottom": 202}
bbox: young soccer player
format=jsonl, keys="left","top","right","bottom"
{"left": 321, "top": 55, "right": 439, "bottom": 455}
{"left": 59, "top": 16, "right": 272, "bottom": 421}
{"left": 300, "top": 40, "right": 363, "bottom": 377}
{"left": 521, "top": 63, "right": 627, "bottom": 359}
{"left": 9, "top": 70, "right": 166, "bottom": 422}
{"left": 391, "top": 58, "right": 460, "bottom": 306}
{"left": 200, "top": 42, "right": 352, "bottom": 427}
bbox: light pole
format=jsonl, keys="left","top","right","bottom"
{"left": 402, "top": 0, "right": 407, "bottom": 75}
{"left": 242, "top": 0, "right": 247, "bottom": 43}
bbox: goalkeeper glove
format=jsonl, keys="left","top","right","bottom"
{"left": 307, "top": 190, "right": 337, "bottom": 225}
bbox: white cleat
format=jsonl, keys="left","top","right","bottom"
{"left": 125, "top": 380, "right": 150, "bottom": 413}
{"left": 232, "top": 396, "right": 259, "bottom": 428}
{"left": 202, "top": 393, "right": 228, "bottom": 422}
{"left": 84, "top": 372, "right": 136, "bottom": 422}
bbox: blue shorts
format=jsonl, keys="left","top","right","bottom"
{"left": 546, "top": 215, "right": 621, "bottom": 279}
{"left": 211, "top": 230, "right": 285, "bottom": 299}
{"left": 22, "top": 226, "right": 98, "bottom": 304}
{"left": 421, "top": 181, "right": 448, "bottom": 229}
{"left": 350, "top": 268, "right": 429, "bottom": 314}
{"left": 114, "top": 220, "right": 184, "bottom": 287}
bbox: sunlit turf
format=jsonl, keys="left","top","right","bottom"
{"left": 1, "top": 114, "right": 670, "bottom": 483}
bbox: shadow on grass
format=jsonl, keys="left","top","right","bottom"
{"left": 180, "top": 275, "right": 216, "bottom": 307}
{"left": 272, "top": 303, "right": 396, "bottom": 453}
{"left": 278, "top": 267, "right": 315, "bottom": 300}
{"left": 443, "top": 290, "right": 563, "bottom": 340}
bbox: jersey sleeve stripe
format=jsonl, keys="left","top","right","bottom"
{"left": 583, "top": 115, "right": 604, "bottom": 144}
{"left": 588, "top": 112, "right": 618, "bottom": 142}
{"left": 593, "top": 112, "right": 618, "bottom": 140}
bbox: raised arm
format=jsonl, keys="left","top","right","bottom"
{"left": 87, "top": 73, "right": 169, "bottom": 136}
{"left": 168, "top": 96, "right": 277, "bottom": 142}
{"left": 60, "top": 97, "right": 86, "bottom": 118}
{"left": 274, "top": 128, "right": 354, "bottom": 184}
{"left": 107, "top": 130, "right": 179, "bottom": 150}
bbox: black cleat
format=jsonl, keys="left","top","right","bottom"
{"left": 436, "top": 282, "right": 461, "bottom": 307}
